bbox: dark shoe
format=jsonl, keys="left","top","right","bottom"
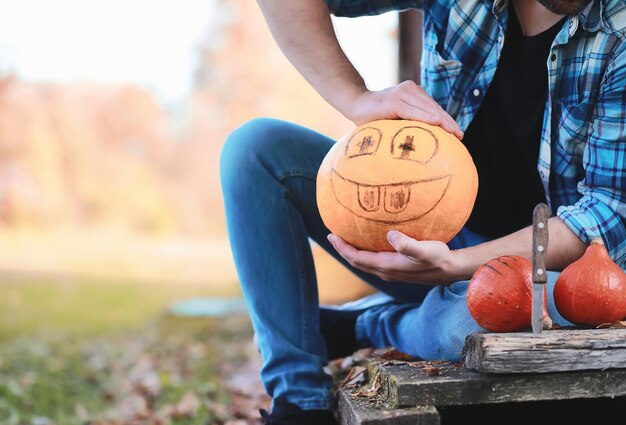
{"left": 319, "top": 307, "right": 367, "bottom": 360}
{"left": 259, "top": 401, "right": 338, "bottom": 425}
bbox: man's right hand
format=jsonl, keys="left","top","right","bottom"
{"left": 257, "top": 0, "right": 463, "bottom": 139}
{"left": 349, "top": 81, "right": 464, "bottom": 139}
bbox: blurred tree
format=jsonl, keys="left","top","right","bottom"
{"left": 185, "top": 0, "right": 373, "bottom": 303}
{"left": 0, "top": 78, "right": 176, "bottom": 233}
{"left": 178, "top": 0, "right": 354, "bottom": 236}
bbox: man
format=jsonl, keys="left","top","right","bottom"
{"left": 219, "top": 0, "right": 626, "bottom": 424}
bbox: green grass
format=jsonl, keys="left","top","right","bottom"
{"left": 0, "top": 276, "right": 253, "bottom": 425}
{"left": 0, "top": 276, "right": 240, "bottom": 338}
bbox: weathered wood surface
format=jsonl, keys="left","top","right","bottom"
{"left": 435, "top": 396, "right": 626, "bottom": 425}
{"left": 373, "top": 361, "right": 626, "bottom": 408}
{"left": 337, "top": 389, "right": 439, "bottom": 425}
{"left": 462, "top": 328, "right": 626, "bottom": 373}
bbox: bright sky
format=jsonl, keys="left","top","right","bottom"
{"left": 333, "top": 13, "right": 399, "bottom": 91}
{"left": 0, "top": 0, "right": 397, "bottom": 104}
{"left": 0, "top": 0, "right": 216, "bottom": 104}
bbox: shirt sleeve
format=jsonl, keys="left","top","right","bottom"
{"left": 557, "top": 40, "right": 626, "bottom": 268}
{"left": 323, "top": 0, "right": 422, "bottom": 17}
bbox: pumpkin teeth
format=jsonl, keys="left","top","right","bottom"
{"left": 330, "top": 168, "right": 452, "bottom": 224}
{"left": 384, "top": 184, "right": 411, "bottom": 213}
{"left": 357, "top": 184, "right": 381, "bottom": 212}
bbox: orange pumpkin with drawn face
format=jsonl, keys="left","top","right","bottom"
{"left": 316, "top": 119, "right": 478, "bottom": 252}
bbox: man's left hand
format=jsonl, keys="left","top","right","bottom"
{"left": 327, "top": 230, "right": 468, "bottom": 285}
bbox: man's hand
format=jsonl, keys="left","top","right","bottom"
{"left": 256, "top": 0, "right": 463, "bottom": 139}
{"left": 327, "top": 230, "right": 467, "bottom": 285}
{"left": 327, "top": 217, "right": 588, "bottom": 286}
{"left": 349, "top": 81, "right": 464, "bottom": 139}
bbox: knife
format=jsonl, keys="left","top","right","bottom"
{"left": 531, "top": 203, "right": 550, "bottom": 334}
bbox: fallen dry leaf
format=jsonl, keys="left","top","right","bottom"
{"left": 339, "top": 356, "right": 356, "bottom": 371}
{"left": 229, "top": 391, "right": 268, "bottom": 421}
{"left": 172, "top": 392, "right": 200, "bottom": 418}
{"left": 353, "top": 371, "right": 381, "bottom": 398}
{"left": 116, "top": 394, "right": 150, "bottom": 421}
{"left": 224, "top": 343, "right": 271, "bottom": 422}
{"left": 372, "top": 347, "right": 414, "bottom": 361}
{"left": 340, "top": 366, "right": 367, "bottom": 388}
{"left": 350, "top": 348, "right": 375, "bottom": 363}
{"left": 596, "top": 321, "right": 626, "bottom": 329}
{"left": 379, "top": 360, "right": 410, "bottom": 367}
{"left": 421, "top": 364, "right": 441, "bottom": 376}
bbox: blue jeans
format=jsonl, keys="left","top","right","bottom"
{"left": 219, "top": 118, "right": 571, "bottom": 411}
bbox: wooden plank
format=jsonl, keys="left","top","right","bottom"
{"left": 373, "top": 361, "right": 626, "bottom": 408}
{"left": 337, "top": 388, "right": 440, "bottom": 425}
{"left": 462, "top": 328, "right": 626, "bottom": 373}
{"left": 436, "top": 396, "right": 626, "bottom": 425}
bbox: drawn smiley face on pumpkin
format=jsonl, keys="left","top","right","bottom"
{"left": 316, "top": 119, "right": 478, "bottom": 251}
{"left": 330, "top": 125, "right": 452, "bottom": 224}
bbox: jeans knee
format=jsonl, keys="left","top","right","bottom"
{"left": 220, "top": 117, "right": 283, "bottom": 192}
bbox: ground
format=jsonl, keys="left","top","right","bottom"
{"left": 0, "top": 229, "right": 375, "bottom": 425}
{"left": 0, "top": 274, "right": 270, "bottom": 425}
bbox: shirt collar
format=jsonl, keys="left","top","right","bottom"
{"left": 578, "top": 0, "right": 604, "bottom": 33}
{"left": 580, "top": 0, "right": 626, "bottom": 39}
{"left": 489, "top": 0, "right": 624, "bottom": 38}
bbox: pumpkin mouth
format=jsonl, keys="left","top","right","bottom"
{"left": 330, "top": 169, "right": 452, "bottom": 224}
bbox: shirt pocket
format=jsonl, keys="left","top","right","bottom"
{"left": 552, "top": 99, "right": 592, "bottom": 177}
{"left": 556, "top": 99, "right": 592, "bottom": 136}
{"left": 421, "top": 44, "right": 463, "bottom": 105}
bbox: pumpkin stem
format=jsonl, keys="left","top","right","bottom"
{"left": 590, "top": 237, "right": 604, "bottom": 245}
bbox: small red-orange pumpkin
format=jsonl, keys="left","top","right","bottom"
{"left": 467, "top": 255, "right": 552, "bottom": 332}
{"left": 554, "top": 238, "right": 626, "bottom": 326}
{"left": 316, "top": 119, "right": 478, "bottom": 252}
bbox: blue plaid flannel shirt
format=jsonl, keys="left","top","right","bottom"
{"left": 325, "top": 0, "right": 626, "bottom": 268}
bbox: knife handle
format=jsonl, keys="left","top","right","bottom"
{"left": 532, "top": 203, "right": 550, "bottom": 283}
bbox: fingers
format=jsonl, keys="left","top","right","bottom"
{"left": 386, "top": 230, "right": 425, "bottom": 258}
{"left": 399, "top": 101, "right": 442, "bottom": 125}
{"left": 327, "top": 233, "right": 431, "bottom": 280}
{"left": 350, "top": 83, "right": 464, "bottom": 139}
{"left": 327, "top": 232, "right": 460, "bottom": 284}
{"left": 401, "top": 97, "right": 462, "bottom": 139}
{"left": 328, "top": 234, "right": 388, "bottom": 273}
{"left": 386, "top": 231, "right": 450, "bottom": 264}
{"left": 398, "top": 82, "right": 464, "bottom": 138}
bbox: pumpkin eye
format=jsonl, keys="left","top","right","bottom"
{"left": 391, "top": 126, "right": 438, "bottom": 163}
{"left": 345, "top": 127, "right": 382, "bottom": 158}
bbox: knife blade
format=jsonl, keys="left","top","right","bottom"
{"left": 531, "top": 203, "right": 550, "bottom": 334}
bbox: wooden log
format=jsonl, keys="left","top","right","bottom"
{"left": 337, "top": 388, "right": 440, "bottom": 425}
{"left": 373, "top": 361, "right": 626, "bottom": 408}
{"left": 462, "top": 328, "right": 626, "bottom": 374}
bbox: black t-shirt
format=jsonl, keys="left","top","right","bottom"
{"left": 461, "top": 7, "right": 565, "bottom": 239}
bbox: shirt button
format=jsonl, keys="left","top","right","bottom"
{"left": 473, "top": 88, "right": 481, "bottom": 97}
{"left": 493, "top": 0, "right": 506, "bottom": 14}
{"left": 568, "top": 18, "right": 578, "bottom": 36}
{"left": 540, "top": 171, "right": 546, "bottom": 178}
{"left": 551, "top": 53, "right": 557, "bottom": 62}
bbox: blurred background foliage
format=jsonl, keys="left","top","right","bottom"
{"left": 0, "top": 0, "right": 400, "bottom": 303}
{"left": 0, "top": 0, "right": 399, "bottom": 423}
